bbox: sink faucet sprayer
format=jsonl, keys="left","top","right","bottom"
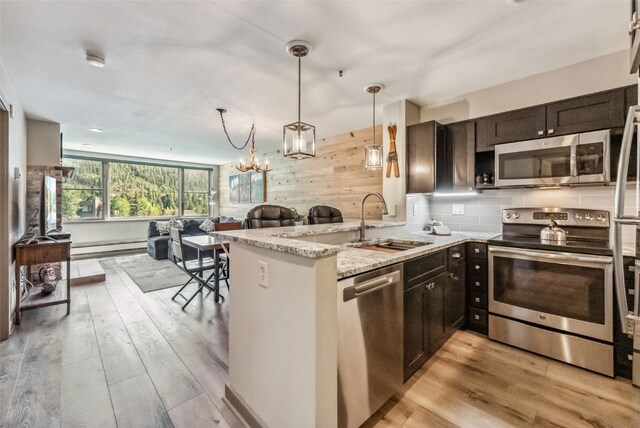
{"left": 360, "top": 192, "right": 389, "bottom": 241}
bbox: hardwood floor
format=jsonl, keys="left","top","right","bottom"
{"left": 1, "top": 255, "right": 639, "bottom": 427}
{"left": 364, "top": 331, "right": 640, "bottom": 428}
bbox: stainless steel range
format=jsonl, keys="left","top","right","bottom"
{"left": 487, "top": 208, "right": 614, "bottom": 376}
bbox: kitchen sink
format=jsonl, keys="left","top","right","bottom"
{"left": 345, "top": 239, "right": 431, "bottom": 253}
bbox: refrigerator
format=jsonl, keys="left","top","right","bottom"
{"left": 613, "top": 0, "right": 640, "bottom": 387}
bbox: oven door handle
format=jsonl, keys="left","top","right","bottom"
{"left": 488, "top": 246, "right": 612, "bottom": 265}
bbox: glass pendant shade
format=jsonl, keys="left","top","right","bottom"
{"left": 283, "top": 121, "right": 316, "bottom": 159}
{"left": 365, "top": 144, "right": 383, "bottom": 169}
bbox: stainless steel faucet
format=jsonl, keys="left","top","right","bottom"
{"left": 360, "top": 192, "right": 389, "bottom": 241}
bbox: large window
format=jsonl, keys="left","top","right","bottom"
{"left": 183, "top": 168, "right": 210, "bottom": 216}
{"left": 62, "top": 157, "right": 212, "bottom": 220}
{"left": 62, "top": 158, "right": 103, "bottom": 220}
{"left": 109, "top": 162, "right": 179, "bottom": 218}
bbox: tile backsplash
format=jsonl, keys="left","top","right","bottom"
{"left": 407, "top": 186, "right": 638, "bottom": 249}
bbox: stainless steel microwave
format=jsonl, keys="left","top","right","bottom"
{"left": 494, "top": 129, "right": 610, "bottom": 187}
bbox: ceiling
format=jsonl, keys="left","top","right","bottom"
{"left": 0, "top": 1, "right": 630, "bottom": 165}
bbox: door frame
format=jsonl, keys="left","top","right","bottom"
{"left": 0, "top": 97, "right": 10, "bottom": 340}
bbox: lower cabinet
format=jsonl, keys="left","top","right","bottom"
{"left": 403, "top": 248, "right": 466, "bottom": 381}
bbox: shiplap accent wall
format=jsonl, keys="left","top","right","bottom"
{"left": 218, "top": 125, "right": 384, "bottom": 221}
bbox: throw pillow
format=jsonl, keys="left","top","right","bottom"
{"left": 168, "top": 218, "right": 183, "bottom": 231}
{"left": 199, "top": 218, "right": 216, "bottom": 233}
{"left": 155, "top": 221, "right": 171, "bottom": 235}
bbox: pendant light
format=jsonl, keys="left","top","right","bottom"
{"left": 283, "top": 40, "right": 316, "bottom": 159}
{"left": 364, "top": 83, "right": 385, "bottom": 169}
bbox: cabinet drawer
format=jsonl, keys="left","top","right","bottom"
{"left": 468, "top": 275, "right": 487, "bottom": 293}
{"left": 404, "top": 251, "right": 447, "bottom": 289}
{"left": 467, "top": 260, "right": 488, "bottom": 277}
{"left": 468, "top": 290, "right": 487, "bottom": 309}
{"left": 467, "top": 243, "right": 487, "bottom": 260}
{"left": 468, "top": 307, "right": 487, "bottom": 327}
{"left": 448, "top": 245, "right": 465, "bottom": 264}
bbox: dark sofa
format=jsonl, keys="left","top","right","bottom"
{"left": 147, "top": 216, "right": 238, "bottom": 260}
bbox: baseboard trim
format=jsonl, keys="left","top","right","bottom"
{"left": 224, "top": 384, "right": 266, "bottom": 428}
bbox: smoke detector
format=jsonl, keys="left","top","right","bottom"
{"left": 86, "top": 53, "right": 105, "bottom": 68}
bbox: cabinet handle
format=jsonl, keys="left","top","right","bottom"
{"left": 474, "top": 265, "right": 481, "bottom": 270}
{"left": 474, "top": 314, "right": 480, "bottom": 320}
{"left": 474, "top": 297, "right": 480, "bottom": 303}
{"left": 425, "top": 282, "right": 435, "bottom": 290}
{"left": 628, "top": 354, "right": 634, "bottom": 361}
{"left": 548, "top": 128, "right": 555, "bottom": 134}
{"left": 630, "top": 289, "right": 636, "bottom": 296}
{"left": 474, "top": 248, "right": 480, "bottom": 253}
{"left": 537, "top": 130, "right": 544, "bottom": 136}
{"left": 474, "top": 281, "right": 481, "bottom": 287}
{"left": 452, "top": 252, "right": 462, "bottom": 259}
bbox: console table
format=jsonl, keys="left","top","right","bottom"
{"left": 14, "top": 238, "right": 71, "bottom": 325}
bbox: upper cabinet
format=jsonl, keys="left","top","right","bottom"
{"left": 446, "top": 121, "right": 476, "bottom": 191}
{"left": 407, "top": 121, "right": 447, "bottom": 194}
{"left": 545, "top": 89, "right": 624, "bottom": 136}
{"left": 407, "top": 120, "right": 475, "bottom": 193}
{"left": 476, "top": 106, "right": 546, "bottom": 151}
{"left": 475, "top": 87, "right": 629, "bottom": 152}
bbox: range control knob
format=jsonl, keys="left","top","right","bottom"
{"left": 513, "top": 212, "right": 520, "bottom": 219}
{"left": 505, "top": 213, "right": 512, "bottom": 219}
{"left": 596, "top": 214, "right": 607, "bottom": 222}
{"left": 584, "top": 214, "right": 593, "bottom": 221}
{"left": 575, "top": 213, "right": 583, "bottom": 220}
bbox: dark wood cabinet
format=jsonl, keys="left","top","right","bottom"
{"left": 446, "top": 121, "right": 476, "bottom": 191}
{"left": 482, "top": 106, "right": 546, "bottom": 147}
{"left": 403, "top": 247, "right": 467, "bottom": 381}
{"left": 445, "top": 258, "right": 466, "bottom": 337}
{"left": 403, "top": 279, "right": 428, "bottom": 380}
{"left": 546, "top": 89, "right": 624, "bottom": 137}
{"left": 465, "top": 243, "right": 488, "bottom": 335}
{"left": 407, "top": 121, "right": 447, "bottom": 194}
{"left": 473, "top": 86, "right": 635, "bottom": 155}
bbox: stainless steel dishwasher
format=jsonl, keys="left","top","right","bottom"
{"left": 338, "top": 264, "right": 403, "bottom": 428}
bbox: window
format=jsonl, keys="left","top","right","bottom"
{"left": 62, "top": 156, "right": 213, "bottom": 221}
{"left": 109, "top": 162, "right": 179, "bottom": 218}
{"left": 62, "top": 158, "right": 104, "bottom": 220}
{"left": 183, "top": 169, "right": 210, "bottom": 216}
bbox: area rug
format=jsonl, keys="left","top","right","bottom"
{"left": 113, "top": 254, "right": 191, "bottom": 293}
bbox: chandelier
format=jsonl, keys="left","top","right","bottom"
{"left": 216, "top": 108, "right": 270, "bottom": 173}
{"left": 283, "top": 40, "right": 316, "bottom": 159}
{"left": 364, "top": 84, "right": 385, "bottom": 169}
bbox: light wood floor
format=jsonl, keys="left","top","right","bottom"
{"left": 1, "top": 256, "right": 639, "bottom": 428}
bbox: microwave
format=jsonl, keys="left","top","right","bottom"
{"left": 494, "top": 129, "right": 610, "bottom": 187}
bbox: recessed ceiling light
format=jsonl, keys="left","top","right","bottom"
{"left": 82, "top": 143, "right": 93, "bottom": 147}
{"left": 88, "top": 128, "right": 103, "bottom": 133}
{"left": 86, "top": 53, "right": 105, "bottom": 68}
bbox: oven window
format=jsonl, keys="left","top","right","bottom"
{"left": 493, "top": 256, "right": 605, "bottom": 324}
{"left": 498, "top": 146, "right": 572, "bottom": 179}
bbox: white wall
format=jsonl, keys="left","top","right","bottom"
{"left": 0, "top": 57, "right": 27, "bottom": 340}
{"left": 27, "top": 119, "right": 60, "bottom": 166}
{"left": 421, "top": 50, "right": 636, "bottom": 124}
{"left": 382, "top": 100, "right": 420, "bottom": 222}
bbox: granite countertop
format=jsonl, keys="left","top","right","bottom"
{"left": 212, "top": 220, "right": 406, "bottom": 258}
{"left": 212, "top": 222, "right": 496, "bottom": 279}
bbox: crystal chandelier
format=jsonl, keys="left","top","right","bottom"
{"left": 364, "top": 84, "right": 385, "bottom": 169}
{"left": 216, "top": 108, "right": 270, "bottom": 173}
{"left": 283, "top": 40, "right": 316, "bottom": 159}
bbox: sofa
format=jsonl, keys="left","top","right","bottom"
{"left": 147, "top": 216, "right": 238, "bottom": 260}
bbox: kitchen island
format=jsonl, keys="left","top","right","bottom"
{"left": 212, "top": 221, "right": 495, "bottom": 428}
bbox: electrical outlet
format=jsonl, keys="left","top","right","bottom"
{"left": 452, "top": 204, "right": 465, "bottom": 215}
{"left": 413, "top": 204, "right": 418, "bottom": 216}
{"left": 258, "top": 260, "right": 268, "bottom": 288}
